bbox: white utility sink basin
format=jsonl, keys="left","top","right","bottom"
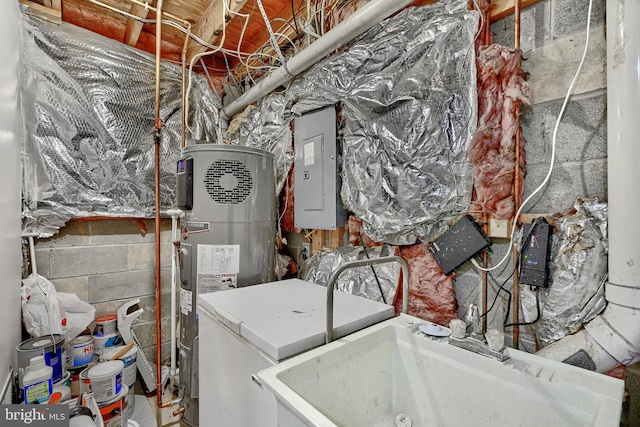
{"left": 259, "top": 314, "right": 624, "bottom": 427}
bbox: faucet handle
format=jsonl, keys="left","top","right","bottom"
{"left": 485, "top": 329, "right": 505, "bottom": 351}
{"left": 449, "top": 319, "right": 467, "bottom": 339}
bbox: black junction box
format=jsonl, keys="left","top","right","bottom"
{"left": 519, "top": 219, "right": 553, "bottom": 288}
{"left": 428, "top": 215, "right": 492, "bottom": 276}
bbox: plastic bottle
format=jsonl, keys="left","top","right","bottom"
{"left": 23, "top": 355, "right": 53, "bottom": 404}
{"left": 47, "top": 391, "right": 62, "bottom": 405}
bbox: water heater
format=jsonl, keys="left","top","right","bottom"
{"left": 176, "top": 143, "right": 276, "bottom": 427}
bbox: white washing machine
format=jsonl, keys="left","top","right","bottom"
{"left": 198, "top": 278, "right": 394, "bottom": 427}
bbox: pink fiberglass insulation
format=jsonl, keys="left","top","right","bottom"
{"left": 470, "top": 44, "right": 531, "bottom": 219}
{"left": 394, "top": 243, "right": 458, "bottom": 326}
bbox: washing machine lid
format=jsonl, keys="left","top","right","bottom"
{"left": 198, "top": 279, "right": 394, "bottom": 361}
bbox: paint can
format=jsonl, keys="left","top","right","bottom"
{"left": 88, "top": 360, "right": 124, "bottom": 402}
{"left": 102, "top": 345, "right": 138, "bottom": 387}
{"left": 70, "top": 336, "right": 94, "bottom": 367}
{"left": 78, "top": 368, "right": 92, "bottom": 396}
{"left": 17, "top": 334, "right": 66, "bottom": 386}
{"left": 68, "top": 356, "right": 99, "bottom": 398}
{"left": 95, "top": 315, "right": 118, "bottom": 336}
{"left": 121, "top": 384, "right": 135, "bottom": 419}
{"left": 75, "top": 384, "right": 128, "bottom": 427}
{"left": 93, "top": 333, "right": 120, "bottom": 357}
{"left": 95, "top": 384, "right": 128, "bottom": 427}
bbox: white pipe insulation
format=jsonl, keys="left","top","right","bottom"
{"left": 168, "top": 209, "right": 184, "bottom": 378}
{"left": 221, "top": 0, "right": 413, "bottom": 122}
{"left": 536, "top": 0, "right": 640, "bottom": 371}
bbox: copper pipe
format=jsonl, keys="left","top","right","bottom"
{"left": 181, "top": 22, "right": 192, "bottom": 149}
{"left": 483, "top": 5, "right": 491, "bottom": 45}
{"left": 173, "top": 406, "right": 186, "bottom": 417}
{"left": 480, "top": 3, "right": 491, "bottom": 334}
{"left": 512, "top": 0, "right": 522, "bottom": 349}
{"left": 154, "top": 0, "right": 165, "bottom": 409}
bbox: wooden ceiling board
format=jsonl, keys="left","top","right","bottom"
{"left": 62, "top": 1, "right": 183, "bottom": 60}
{"left": 123, "top": 3, "right": 150, "bottom": 46}
{"left": 234, "top": 0, "right": 302, "bottom": 57}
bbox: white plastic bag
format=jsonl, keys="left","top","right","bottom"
{"left": 21, "top": 274, "right": 64, "bottom": 338}
{"left": 21, "top": 274, "right": 95, "bottom": 341}
{"left": 57, "top": 292, "right": 95, "bottom": 341}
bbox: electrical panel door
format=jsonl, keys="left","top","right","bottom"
{"left": 294, "top": 106, "right": 346, "bottom": 229}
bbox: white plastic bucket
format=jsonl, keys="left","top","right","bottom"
{"left": 95, "top": 315, "right": 117, "bottom": 336}
{"left": 78, "top": 368, "right": 92, "bottom": 396}
{"left": 87, "top": 360, "right": 124, "bottom": 402}
{"left": 70, "top": 336, "right": 94, "bottom": 367}
{"left": 103, "top": 345, "right": 138, "bottom": 387}
{"left": 93, "top": 333, "right": 119, "bottom": 356}
{"left": 97, "top": 384, "right": 128, "bottom": 427}
{"left": 122, "top": 384, "right": 135, "bottom": 420}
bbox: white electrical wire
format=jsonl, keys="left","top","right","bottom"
{"left": 256, "top": 0, "right": 287, "bottom": 66}
{"left": 184, "top": 0, "right": 229, "bottom": 137}
{"left": 472, "top": 0, "right": 594, "bottom": 273}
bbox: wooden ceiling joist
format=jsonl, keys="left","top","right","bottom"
{"left": 124, "top": 2, "right": 150, "bottom": 47}
{"left": 187, "top": 0, "right": 249, "bottom": 62}
{"left": 489, "top": 0, "right": 541, "bottom": 21}
{"left": 19, "top": 0, "right": 62, "bottom": 24}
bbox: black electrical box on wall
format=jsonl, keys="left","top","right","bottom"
{"left": 519, "top": 219, "right": 553, "bottom": 287}
{"left": 176, "top": 156, "right": 193, "bottom": 210}
{"left": 428, "top": 215, "right": 492, "bottom": 276}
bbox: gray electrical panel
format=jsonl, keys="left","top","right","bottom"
{"left": 294, "top": 106, "right": 346, "bottom": 230}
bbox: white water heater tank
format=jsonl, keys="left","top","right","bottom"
{"left": 176, "top": 142, "right": 276, "bottom": 427}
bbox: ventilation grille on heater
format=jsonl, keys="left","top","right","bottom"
{"left": 204, "top": 160, "right": 253, "bottom": 204}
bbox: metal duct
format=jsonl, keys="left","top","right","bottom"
{"left": 536, "top": 0, "right": 640, "bottom": 372}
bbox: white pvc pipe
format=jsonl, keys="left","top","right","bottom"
{"left": 221, "top": 0, "right": 413, "bottom": 121}
{"left": 537, "top": 0, "right": 640, "bottom": 371}
{"left": 167, "top": 208, "right": 184, "bottom": 377}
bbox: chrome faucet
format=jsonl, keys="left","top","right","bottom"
{"left": 465, "top": 303, "right": 482, "bottom": 337}
{"left": 448, "top": 303, "right": 509, "bottom": 362}
{"left": 325, "top": 256, "right": 409, "bottom": 343}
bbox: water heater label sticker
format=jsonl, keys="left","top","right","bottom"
{"left": 181, "top": 288, "right": 192, "bottom": 315}
{"left": 304, "top": 141, "right": 315, "bottom": 166}
{"left": 184, "top": 221, "right": 210, "bottom": 234}
{"left": 197, "top": 244, "right": 240, "bottom": 293}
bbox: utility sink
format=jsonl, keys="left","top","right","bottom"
{"left": 259, "top": 314, "right": 624, "bottom": 427}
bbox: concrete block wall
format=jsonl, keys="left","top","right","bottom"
{"left": 454, "top": 0, "right": 607, "bottom": 350}
{"left": 32, "top": 219, "right": 175, "bottom": 366}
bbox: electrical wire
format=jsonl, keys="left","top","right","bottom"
{"left": 358, "top": 232, "right": 387, "bottom": 304}
{"left": 480, "top": 265, "right": 515, "bottom": 320}
{"left": 184, "top": 0, "right": 233, "bottom": 138}
{"left": 504, "top": 287, "right": 541, "bottom": 327}
{"left": 472, "top": 0, "right": 594, "bottom": 273}
{"left": 291, "top": 0, "right": 301, "bottom": 37}
{"left": 256, "top": 0, "right": 287, "bottom": 66}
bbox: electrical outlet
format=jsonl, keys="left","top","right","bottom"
{"left": 300, "top": 243, "right": 310, "bottom": 261}
{"left": 489, "top": 218, "right": 511, "bottom": 238}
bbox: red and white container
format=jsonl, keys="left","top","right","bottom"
{"left": 95, "top": 315, "right": 117, "bottom": 336}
